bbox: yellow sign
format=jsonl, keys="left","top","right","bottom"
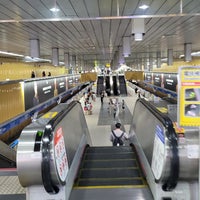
{"left": 156, "top": 107, "right": 168, "bottom": 113}
{"left": 173, "top": 122, "right": 185, "bottom": 134}
{"left": 178, "top": 66, "right": 200, "bottom": 126}
{"left": 106, "top": 63, "right": 110, "bottom": 67}
{"left": 42, "top": 112, "right": 58, "bottom": 119}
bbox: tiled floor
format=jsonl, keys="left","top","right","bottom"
{"left": 0, "top": 85, "right": 138, "bottom": 199}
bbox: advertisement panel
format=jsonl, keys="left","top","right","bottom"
{"left": 144, "top": 72, "right": 153, "bottom": 84}
{"left": 153, "top": 73, "right": 161, "bottom": 87}
{"left": 37, "top": 79, "right": 55, "bottom": 103}
{"left": 24, "top": 79, "right": 55, "bottom": 110}
{"left": 68, "top": 77, "right": 74, "bottom": 89}
{"left": 163, "top": 73, "right": 177, "bottom": 92}
{"left": 24, "top": 81, "right": 36, "bottom": 110}
{"left": 178, "top": 66, "right": 200, "bottom": 126}
{"left": 24, "top": 75, "right": 80, "bottom": 111}
{"left": 56, "top": 77, "right": 67, "bottom": 94}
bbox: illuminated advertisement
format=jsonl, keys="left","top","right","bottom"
{"left": 56, "top": 77, "right": 67, "bottom": 94}
{"left": 24, "top": 75, "right": 80, "bottom": 111}
{"left": 37, "top": 79, "right": 55, "bottom": 103}
{"left": 153, "top": 73, "right": 161, "bottom": 87}
{"left": 24, "top": 81, "right": 36, "bottom": 110}
{"left": 163, "top": 73, "right": 177, "bottom": 92}
{"left": 24, "top": 79, "right": 55, "bottom": 110}
{"left": 178, "top": 66, "right": 200, "bottom": 126}
{"left": 144, "top": 73, "right": 153, "bottom": 84}
{"left": 68, "top": 77, "right": 74, "bottom": 89}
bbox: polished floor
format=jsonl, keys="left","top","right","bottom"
{"left": 0, "top": 85, "right": 138, "bottom": 199}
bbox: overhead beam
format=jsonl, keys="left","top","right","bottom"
{"left": 1, "top": 13, "right": 200, "bottom": 23}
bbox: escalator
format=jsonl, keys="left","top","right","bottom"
{"left": 16, "top": 99, "right": 200, "bottom": 200}
{"left": 70, "top": 145, "right": 153, "bottom": 199}
{"left": 96, "top": 76, "right": 104, "bottom": 96}
{"left": 0, "top": 140, "right": 16, "bottom": 169}
{"left": 16, "top": 100, "right": 153, "bottom": 200}
{"left": 118, "top": 75, "right": 127, "bottom": 96}
{"left": 112, "top": 76, "right": 119, "bottom": 96}
{"left": 105, "top": 76, "right": 111, "bottom": 96}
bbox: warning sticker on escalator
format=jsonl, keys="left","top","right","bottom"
{"left": 151, "top": 124, "right": 165, "bottom": 181}
{"left": 54, "top": 127, "right": 68, "bottom": 182}
{"left": 42, "top": 112, "right": 58, "bottom": 119}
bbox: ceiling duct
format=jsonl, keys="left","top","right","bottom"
{"left": 52, "top": 47, "right": 59, "bottom": 66}
{"left": 157, "top": 52, "right": 161, "bottom": 68}
{"left": 132, "top": 18, "right": 145, "bottom": 41}
{"left": 64, "top": 53, "right": 69, "bottom": 68}
{"left": 30, "top": 39, "right": 40, "bottom": 58}
{"left": 184, "top": 43, "right": 192, "bottom": 62}
{"left": 123, "top": 36, "right": 131, "bottom": 57}
{"left": 167, "top": 49, "right": 173, "bottom": 66}
{"left": 118, "top": 46, "right": 124, "bottom": 65}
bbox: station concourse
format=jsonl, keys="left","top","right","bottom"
{"left": 0, "top": 84, "right": 138, "bottom": 200}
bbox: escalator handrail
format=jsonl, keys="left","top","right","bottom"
{"left": 137, "top": 98, "right": 179, "bottom": 191}
{"left": 42, "top": 101, "right": 78, "bottom": 194}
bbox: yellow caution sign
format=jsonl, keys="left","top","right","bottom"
{"left": 173, "top": 122, "right": 185, "bottom": 134}
{"left": 42, "top": 112, "right": 58, "bottom": 119}
{"left": 156, "top": 107, "right": 168, "bottom": 113}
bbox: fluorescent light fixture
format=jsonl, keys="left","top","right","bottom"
{"left": 0, "top": 51, "right": 24, "bottom": 57}
{"left": 179, "top": 51, "right": 200, "bottom": 59}
{"left": 161, "top": 58, "right": 167, "bottom": 62}
{"left": 135, "top": 33, "right": 143, "bottom": 41}
{"left": 124, "top": 54, "right": 129, "bottom": 58}
{"left": 24, "top": 56, "right": 51, "bottom": 63}
{"left": 50, "top": 7, "right": 60, "bottom": 12}
{"left": 139, "top": 4, "right": 149, "bottom": 10}
{"left": 191, "top": 51, "right": 200, "bottom": 56}
{"left": 179, "top": 54, "right": 184, "bottom": 58}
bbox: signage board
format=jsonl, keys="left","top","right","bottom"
{"left": 178, "top": 66, "right": 200, "bottom": 126}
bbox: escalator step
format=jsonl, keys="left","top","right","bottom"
{"left": 84, "top": 153, "right": 135, "bottom": 160}
{"left": 86, "top": 146, "right": 133, "bottom": 154}
{"left": 76, "top": 178, "right": 144, "bottom": 187}
{"left": 82, "top": 159, "right": 137, "bottom": 168}
{"left": 79, "top": 168, "right": 140, "bottom": 179}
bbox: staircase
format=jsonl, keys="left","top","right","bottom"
{"left": 73, "top": 146, "right": 146, "bottom": 188}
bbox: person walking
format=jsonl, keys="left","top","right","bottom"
{"left": 110, "top": 122, "right": 129, "bottom": 146}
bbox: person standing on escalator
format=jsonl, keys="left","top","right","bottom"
{"left": 110, "top": 122, "right": 129, "bottom": 146}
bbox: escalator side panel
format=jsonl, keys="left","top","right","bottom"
{"left": 96, "top": 76, "right": 104, "bottom": 96}
{"left": 0, "top": 140, "right": 16, "bottom": 168}
{"left": 105, "top": 76, "right": 111, "bottom": 96}
{"left": 112, "top": 76, "right": 118, "bottom": 95}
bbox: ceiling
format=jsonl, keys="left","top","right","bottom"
{"left": 0, "top": 0, "right": 200, "bottom": 69}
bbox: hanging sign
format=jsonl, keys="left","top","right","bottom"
{"left": 178, "top": 66, "right": 200, "bottom": 126}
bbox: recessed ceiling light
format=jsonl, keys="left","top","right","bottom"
{"left": 50, "top": 7, "right": 60, "bottom": 12}
{"left": 139, "top": 4, "right": 149, "bottom": 10}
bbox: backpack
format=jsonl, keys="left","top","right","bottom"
{"left": 112, "top": 131, "right": 124, "bottom": 146}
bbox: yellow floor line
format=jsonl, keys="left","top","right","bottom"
{"left": 73, "top": 184, "right": 148, "bottom": 189}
